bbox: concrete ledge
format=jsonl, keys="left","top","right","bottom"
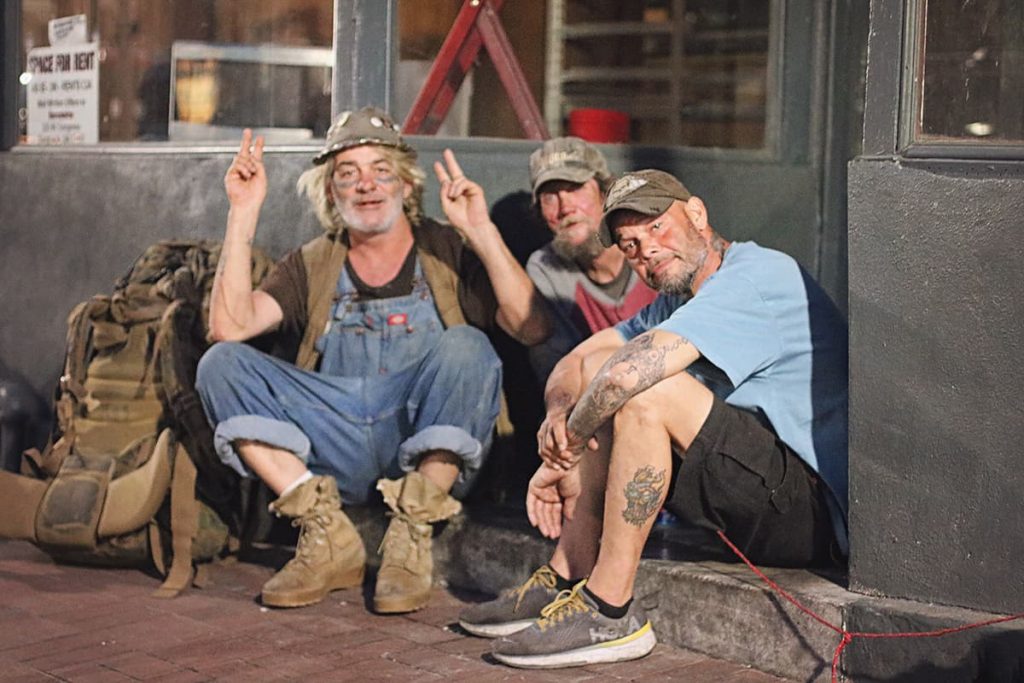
{"left": 348, "top": 504, "right": 1024, "bottom": 682}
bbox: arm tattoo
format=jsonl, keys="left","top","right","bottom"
{"left": 566, "top": 331, "right": 687, "bottom": 439}
{"left": 622, "top": 466, "right": 666, "bottom": 527}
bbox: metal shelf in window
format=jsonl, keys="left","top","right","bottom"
{"left": 545, "top": 0, "right": 770, "bottom": 147}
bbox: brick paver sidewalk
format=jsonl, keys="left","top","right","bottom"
{"left": 0, "top": 540, "right": 785, "bottom": 682}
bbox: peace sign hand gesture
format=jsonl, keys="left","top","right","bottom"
{"left": 434, "top": 148, "right": 493, "bottom": 245}
{"left": 224, "top": 129, "right": 267, "bottom": 212}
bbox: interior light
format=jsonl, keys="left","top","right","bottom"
{"left": 964, "top": 121, "right": 994, "bottom": 137}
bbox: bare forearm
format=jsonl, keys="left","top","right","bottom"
{"left": 544, "top": 353, "right": 586, "bottom": 415}
{"left": 209, "top": 206, "right": 261, "bottom": 340}
{"left": 470, "top": 223, "right": 551, "bottom": 345}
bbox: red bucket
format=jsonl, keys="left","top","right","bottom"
{"left": 567, "top": 108, "right": 630, "bottom": 143}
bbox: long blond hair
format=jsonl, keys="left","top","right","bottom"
{"left": 296, "top": 145, "right": 426, "bottom": 234}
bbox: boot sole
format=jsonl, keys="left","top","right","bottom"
{"left": 262, "top": 565, "right": 365, "bottom": 608}
{"left": 373, "top": 588, "right": 431, "bottom": 614}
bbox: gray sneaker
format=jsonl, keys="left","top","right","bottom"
{"left": 490, "top": 580, "right": 657, "bottom": 668}
{"left": 459, "top": 565, "right": 561, "bottom": 637}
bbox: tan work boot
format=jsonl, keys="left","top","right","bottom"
{"left": 373, "top": 471, "right": 461, "bottom": 613}
{"left": 261, "top": 475, "right": 366, "bottom": 608}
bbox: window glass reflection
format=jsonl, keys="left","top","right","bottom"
{"left": 397, "top": 0, "right": 772, "bottom": 148}
{"left": 19, "top": 0, "right": 334, "bottom": 144}
{"left": 918, "top": 0, "right": 1024, "bottom": 143}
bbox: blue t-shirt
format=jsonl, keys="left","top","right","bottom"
{"left": 616, "top": 241, "right": 849, "bottom": 550}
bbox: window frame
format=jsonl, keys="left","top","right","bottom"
{"left": 1, "top": 0, "right": 813, "bottom": 160}
{"left": 898, "top": 0, "right": 1024, "bottom": 160}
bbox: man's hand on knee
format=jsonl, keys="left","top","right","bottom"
{"left": 526, "top": 463, "right": 581, "bottom": 539}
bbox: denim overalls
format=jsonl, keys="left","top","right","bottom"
{"left": 198, "top": 257, "right": 502, "bottom": 504}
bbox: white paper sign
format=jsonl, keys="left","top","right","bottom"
{"left": 26, "top": 43, "right": 100, "bottom": 145}
{"left": 48, "top": 15, "right": 88, "bottom": 47}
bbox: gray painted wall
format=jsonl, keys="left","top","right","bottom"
{"left": 848, "top": 158, "right": 1024, "bottom": 614}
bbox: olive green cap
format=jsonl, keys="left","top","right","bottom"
{"left": 529, "top": 136, "right": 610, "bottom": 199}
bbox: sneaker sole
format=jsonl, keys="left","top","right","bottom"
{"left": 492, "top": 622, "right": 657, "bottom": 669}
{"left": 458, "top": 618, "right": 535, "bottom": 638}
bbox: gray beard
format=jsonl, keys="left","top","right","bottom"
{"left": 654, "top": 270, "right": 696, "bottom": 297}
{"left": 551, "top": 231, "right": 605, "bottom": 267}
{"left": 331, "top": 200, "right": 404, "bottom": 236}
{"left": 651, "top": 248, "right": 707, "bottom": 297}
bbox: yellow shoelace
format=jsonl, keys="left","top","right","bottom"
{"left": 537, "top": 580, "right": 591, "bottom": 631}
{"left": 511, "top": 564, "right": 559, "bottom": 611}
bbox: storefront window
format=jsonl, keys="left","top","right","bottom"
{"left": 915, "top": 0, "right": 1024, "bottom": 144}
{"left": 19, "top": 0, "right": 333, "bottom": 144}
{"left": 397, "top": 0, "right": 773, "bottom": 148}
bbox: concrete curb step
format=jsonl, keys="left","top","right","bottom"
{"left": 348, "top": 505, "right": 1024, "bottom": 682}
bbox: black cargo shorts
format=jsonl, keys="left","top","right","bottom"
{"left": 666, "top": 395, "right": 839, "bottom": 567}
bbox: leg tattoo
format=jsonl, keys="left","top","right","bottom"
{"left": 621, "top": 466, "right": 666, "bottom": 528}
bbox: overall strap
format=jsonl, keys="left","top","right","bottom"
{"left": 297, "top": 235, "right": 349, "bottom": 371}
{"left": 414, "top": 220, "right": 466, "bottom": 328}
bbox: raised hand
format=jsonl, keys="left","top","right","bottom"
{"left": 433, "top": 148, "right": 492, "bottom": 241}
{"left": 224, "top": 129, "right": 267, "bottom": 211}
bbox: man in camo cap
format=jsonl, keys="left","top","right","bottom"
{"left": 522, "top": 137, "right": 657, "bottom": 383}
{"left": 197, "top": 106, "right": 550, "bottom": 615}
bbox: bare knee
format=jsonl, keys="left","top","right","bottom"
{"left": 614, "top": 390, "right": 664, "bottom": 431}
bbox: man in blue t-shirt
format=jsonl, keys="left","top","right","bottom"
{"left": 460, "top": 169, "right": 849, "bottom": 670}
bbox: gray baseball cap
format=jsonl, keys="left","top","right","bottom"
{"left": 598, "top": 169, "right": 693, "bottom": 246}
{"left": 529, "top": 136, "right": 610, "bottom": 199}
{"left": 312, "top": 106, "right": 411, "bottom": 165}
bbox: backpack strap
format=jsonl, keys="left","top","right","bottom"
{"left": 151, "top": 440, "right": 200, "bottom": 599}
{"left": 156, "top": 299, "right": 240, "bottom": 529}
{"left": 24, "top": 297, "right": 112, "bottom": 478}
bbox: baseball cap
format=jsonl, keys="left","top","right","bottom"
{"left": 529, "top": 136, "right": 610, "bottom": 199}
{"left": 598, "top": 169, "right": 692, "bottom": 247}
{"left": 312, "top": 106, "right": 411, "bottom": 165}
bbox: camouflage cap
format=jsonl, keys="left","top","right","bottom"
{"left": 312, "top": 106, "right": 411, "bottom": 165}
{"left": 529, "top": 136, "right": 610, "bottom": 199}
{"left": 598, "top": 169, "right": 693, "bottom": 247}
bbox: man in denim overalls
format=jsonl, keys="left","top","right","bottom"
{"left": 196, "top": 108, "right": 550, "bottom": 613}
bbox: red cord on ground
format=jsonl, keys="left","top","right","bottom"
{"left": 715, "top": 530, "right": 1024, "bottom": 682}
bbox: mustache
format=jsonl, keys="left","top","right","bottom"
{"left": 557, "top": 215, "right": 588, "bottom": 230}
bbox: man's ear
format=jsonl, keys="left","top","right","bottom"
{"left": 684, "top": 196, "right": 708, "bottom": 232}
{"left": 402, "top": 179, "right": 413, "bottom": 201}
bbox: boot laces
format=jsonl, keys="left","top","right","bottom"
{"left": 377, "top": 510, "right": 428, "bottom": 569}
{"left": 537, "top": 581, "right": 591, "bottom": 631}
{"left": 293, "top": 510, "right": 331, "bottom": 560}
{"left": 510, "top": 564, "right": 558, "bottom": 611}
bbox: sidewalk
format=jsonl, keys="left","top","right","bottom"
{"left": 0, "top": 540, "right": 786, "bottom": 682}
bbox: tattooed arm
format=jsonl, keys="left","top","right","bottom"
{"left": 557, "top": 329, "right": 700, "bottom": 466}
{"left": 537, "top": 327, "right": 626, "bottom": 467}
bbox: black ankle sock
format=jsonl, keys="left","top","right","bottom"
{"left": 583, "top": 585, "right": 631, "bottom": 619}
{"left": 549, "top": 566, "right": 582, "bottom": 592}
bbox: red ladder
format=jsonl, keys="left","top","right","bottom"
{"left": 403, "top": 0, "right": 549, "bottom": 140}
